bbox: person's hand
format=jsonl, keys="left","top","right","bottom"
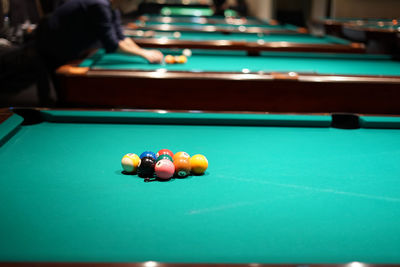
{"left": 142, "top": 49, "right": 164, "bottom": 64}
{"left": 0, "top": 38, "right": 12, "bottom": 48}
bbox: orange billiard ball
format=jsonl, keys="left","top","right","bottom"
{"left": 173, "top": 151, "right": 190, "bottom": 162}
{"left": 174, "top": 158, "right": 191, "bottom": 177}
{"left": 164, "top": 55, "right": 175, "bottom": 64}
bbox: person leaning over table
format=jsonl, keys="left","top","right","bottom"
{"left": 0, "top": 0, "right": 163, "bottom": 105}
{"left": 35, "top": 0, "right": 163, "bottom": 69}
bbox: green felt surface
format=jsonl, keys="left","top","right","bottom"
{"left": 139, "top": 20, "right": 296, "bottom": 30}
{"left": 81, "top": 49, "right": 400, "bottom": 76}
{"left": 1, "top": 110, "right": 400, "bottom": 263}
{"left": 130, "top": 31, "right": 350, "bottom": 44}
{"left": 161, "top": 6, "right": 214, "bottom": 17}
{"left": 160, "top": 7, "right": 238, "bottom": 17}
{"left": 144, "top": 14, "right": 264, "bottom": 25}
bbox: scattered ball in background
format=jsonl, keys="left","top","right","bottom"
{"left": 182, "top": 49, "right": 192, "bottom": 57}
{"left": 176, "top": 55, "right": 187, "bottom": 64}
{"left": 121, "top": 153, "right": 141, "bottom": 173}
{"left": 155, "top": 159, "right": 175, "bottom": 179}
{"left": 165, "top": 55, "right": 175, "bottom": 64}
{"left": 173, "top": 31, "right": 181, "bottom": 38}
{"left": 190, "top": 154, "right": 208, "bottom": 175}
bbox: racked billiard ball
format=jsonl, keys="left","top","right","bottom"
{"left": 155, "top": 159, "right": 175, "bottom": 180}
{"left": 174, "top": 157, "right": 191, "bottom": 177}
{"left": 156, "top": 154, "right": 173, "bottom": 162}
{"left": 121, "top": 153, "right": 140, "bottom": 173}
{"left": 156, "top": 149, "right": 174, "bottom": 158}
{"left": 173, "top": 151, "right": 190, "bottom": 162}
{"left": 138, "top": 156, "right": 156, "bottom": 177}
{"left": 190, "top": 154, "right": 208, "bottom": 175}
{"left": 140, "top": 151, "right": 156, "bottom": 160}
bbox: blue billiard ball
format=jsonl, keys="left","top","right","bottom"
{"left": 140, "top": 151, "right": 156, "bottom": 160}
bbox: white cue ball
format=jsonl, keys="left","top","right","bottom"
{"left": 182, "top": 49, "right": 192, "bottom": 57}
{"left": 173, "top": 31, "right": 181, "bottom": 39}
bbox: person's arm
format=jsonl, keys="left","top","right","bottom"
{"left": 117, "top": 37, "right": 163, "bottom": 63}
{"left": 90, "top": 4, "right": 163, "bottom": 63}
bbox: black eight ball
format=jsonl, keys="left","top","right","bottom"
{"left": 138, "top": 156, "right": 156, "bottom": 178}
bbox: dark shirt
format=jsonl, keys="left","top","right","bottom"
{"left": 36, "top": 0, "right": 125, "bottom": 68}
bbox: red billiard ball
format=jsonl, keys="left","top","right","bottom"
{"left": 156, "top": 149, "right": 174, "bottom": 158}
{"left": 155, "top": 159, "right": 175, "bottom": 180}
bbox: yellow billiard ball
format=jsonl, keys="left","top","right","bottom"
{"left": 121, "top": 153, "right": 141, "bottom": 173}
{"left": 176, "top": 55, "right": 187, "bottom": 64}
{"left": 164, "top": 55, "right": 175, "bottom": 64}
{"left": 190, "top": 154, "right": 208, "bottom": 175}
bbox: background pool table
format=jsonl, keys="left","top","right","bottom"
{"left": 139, "top": 14, "right": 269, "bottom": 26}
{"left": 316, "top": 17, "right": 396, "bottom": 37}
{"left": 127, "top": 22, "right": 305, "bottom": 35}
{"left": 126, "top": 30, "right": 365, "bottom": 53}
{"left": 1, "top": 108, "right": 400, "bottom": 265}
{"left": 315, "top": 18, "right": 399, "bottom": 54}
{"left": 56, "top": 49, "right": 400, "bottom": 113}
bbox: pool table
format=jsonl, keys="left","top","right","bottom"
{"left": 1, "top": 108, "right": 400, "bottom": 266}
{"left": 341, "top": 22, "right": 400, "bottom": 54}
{"left": 125, "top": 29, "right": 365, "bottom": 53}
{"left": 126, "top": 19, "right": 306, "bottom": 35}
{"left": 315, "top": 18, "right": 396, "bottom": 38}
{"left": 55, "top": 49, "right": 400, "bottom": 114}
{"left": 138, "top": 14, "right": 269, "bottom": 27}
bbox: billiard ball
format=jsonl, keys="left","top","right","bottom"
{"left": 174, "top": 158, "right": 191, "bottom": 177}
{"left": 156, "top": 149, "right": 174, "bottom": 158}
{"left": 190, "top": 154, "right": 208, "bottom": 175}
{"left": 121, "top": 153, "right": 141, "bottom": 173}
{"left": 140, "top": 151, "right": 156, "bottom": 160}
{"left": 173, "top": 31, "right": 181, "bottom": 39}
{"left": 138, "top": 156, "right": 156, "bottom": 177}
{"left": 182, "top": 49, "right": 192, "bottom": 57}
{"left": 165, "top": 55, "right": 175, "bottom": 64}
{"left": 155, "top": 159, "right": 175, "bottom": 180}
{"left": 176, "top": 55, "right": 187, "bottom": 64}
{"left": 173, "top": 151, "right": 190, "bottom": 162}
{"left": 156, "top": 154, "right": 173, "bottom": 162}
